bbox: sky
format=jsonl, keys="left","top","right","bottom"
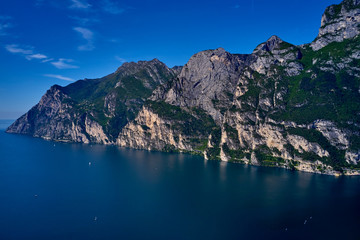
{"left": 0, "top": 0, "right": 342, "bottom": 119}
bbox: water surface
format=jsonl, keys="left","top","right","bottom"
{"left": 0, "top": 120, "right": 359, "bottom": 239}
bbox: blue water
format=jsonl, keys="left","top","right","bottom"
{"left": 0, "top": 120, "right": 359, "bottom": 240}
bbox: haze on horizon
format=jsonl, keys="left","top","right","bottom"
{"left": 0, "top": 0, "right": 342, "bottom": 119}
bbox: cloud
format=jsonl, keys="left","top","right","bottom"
{"left": 5, "top": 44, "right": 33, "bottom": 54}
{"left": 51, "top": 58, "right": 79, "bottom": 69}
{"left": 107, "top": 38, "right": 120, "bottom": 43}
{"left": 0, "top": 16, "right": 13, "bottom": 36}
{"left": 69, "top": 0, "right": 91, "bottom": 10}
{"left": 115, "top": 56, "right": 126, "bottom": 63}
{"left": 78, "top": 43, "right": 94, "bottom": 51}
{"left": 73, "top": 27, "right": 94, "bottom": 51}
{"left": 41, "top": 58, "right": 54, "bottom": 63}
{"left": 5, "top": 44, "right": 52, "bottom": 62}
{"left": 69, "top": 16, "right": 100, "bottom": 25}
{"left": 25, "top": 53, "right": 48, "bottom": 60}
{"left": 73, "top": 27, "right": 93, "bottom": 41}
{"left": 102, "top": 0, "right": 125, "bottom": 14}
{"left": 5, "top": 44, "right": 79, "bottom": 69}
{"left": 44, "top": 74, "right": 74, "bottom": 81}
{"left": 0, "top": 23, "right": 13, "bottom": 35}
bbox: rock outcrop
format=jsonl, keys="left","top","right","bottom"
{"left": 311, "top": 0, "right": 360, "bottom": 50}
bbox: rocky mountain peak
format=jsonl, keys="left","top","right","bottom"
{"left": 321, "top": 0, "right": 360, "bottom": 27}
{"left": 250, "top": 36, "right": 303, "bottom": 76}
{"left": 48, "top": 84, "right": 62, "bottom": 92}
{"left": 177, "top": 47, "right": 244, "bottom": 87}
{"left": 160, "top": 48, "right": 246, "bottom": 122}
{"left": 254, "top": 35, "right": 284, "bottom": 53}
{"left": 311, "top": 0, "right": 360, "bottom": 50}
{"left": 116, "top": 58, "right": 166, "bottom": 73}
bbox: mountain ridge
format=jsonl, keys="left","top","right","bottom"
{"left": 7, "top": 0, "right": 360, "bottom": 176}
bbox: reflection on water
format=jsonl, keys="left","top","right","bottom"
{"left": 0, "top": 128, "right": 359, "bottom": 239}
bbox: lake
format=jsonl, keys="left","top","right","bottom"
{"left": 0, "top": 120, "right": 359, "bottom": 239}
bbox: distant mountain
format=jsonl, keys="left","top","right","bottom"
{"left": 7, "top": 0, "right": 360, "bottom": 175}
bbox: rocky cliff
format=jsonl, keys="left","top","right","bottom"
{"left": 311, "top": 0, "right": 360, "bottom": 50}
{"left": 7, "top": 0, "right": 360, "bottom": 175}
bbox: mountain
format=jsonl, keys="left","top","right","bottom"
{"left": 7, "top": 59, "right": 178, "bottom": 143}
{"left": 7, "top": 0, "right": 360, "bottom": 175}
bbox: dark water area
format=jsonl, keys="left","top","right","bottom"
{"left": 0, "top": 120, "right": 359, "bottom": 240}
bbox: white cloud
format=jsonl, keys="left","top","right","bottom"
{"left": 42, "top": 58, "right": 54, "bottom": 63}
{"left": 44, "top": 74, "right": 74, "bottom": 81}
{"left": 5, "top": 44, "right": 33, "bottom": 54}
{"left": 25, "top": 53, "right": 48, "bottom": 60}
{"left": 73, "top": 27, "right": 93, "bottom": 40}
{"left": 102, "top": 0, "right": 125, "bottom": 14}
{"left": 73, "top": 27, "right": 94, "bottom": 51}
{"left": 78, "top": 44, "right": 94, "bottom": 51}
{"left": 0, "top": 22, "right": 12, "bottom": 36}
{"left": 5, "top": 44, "right": 79, "bottom": 69}
{"left": 69, "top": 0, "right": 91, "bottom": 9}
{"left": 5, "top": 44, "right": 52, "bottom": 62}
{"left": 107, "top": 38, "right": 120, "bottom": 43}
{"left": 115, "top": 56, "right": 126, "bottom": 63}
{"left": 0, "top": 17, "right": 13, "bottom": 36}
{"left": 51, "top": 58, "right": 79, "bottom": 69}
{"left": 69, "top": 16, "right": 100, "bottom": 25}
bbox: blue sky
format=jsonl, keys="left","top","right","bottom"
{"left": 0, "top": 0, "right": 342, "bottom": 119}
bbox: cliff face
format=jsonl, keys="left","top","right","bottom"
{"left": 7, "top": 0, "right": 360, "bottom": 175}
{"left": 5, "top": 85, "right": 103, "bottom": 143}
{"left": 118, "top": 31, "right": 360, "bottom": 175}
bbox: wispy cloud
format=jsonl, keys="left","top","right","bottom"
{"left": 42, "top": 58, "right": 54, "bottom": 63}
{"left": 5, "top": 44, "right": 33, "bottom": 55}
{"left": 5, "top": 44, "right": 79, "bottom": 69}
{"left": 25, "top": 53, "right": 48, "bottom": 60}
{"left": 0, "top": 16, "right": 13, "bottom": 36}
{"left": 69, "top": 0, "right": 91, "bottom": 10}
{"left": 44, "top": 74, "right": 74, "bottom": 81}
{"left": 69, "top": 16, "right": 100, "bottom": 26}
{"left": 5, "top": 44, "right": 51, "bottom": 62}
{"left": 73, "top": 27, "right": 94, "bottom": 51}
{"left": 51, "top": 58, "right": 79, "bottom": 69}
{"left": 115, "top": 56, "right": 126, "bottom": 63}
{"left": 102, "top": 0, "right": 125, "bottom": 14}
{"left": 108, "top": 38, "right": 120, "bottom": 43}
{"left": 0, "top": 23, "right": 13, "bottom": 36}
